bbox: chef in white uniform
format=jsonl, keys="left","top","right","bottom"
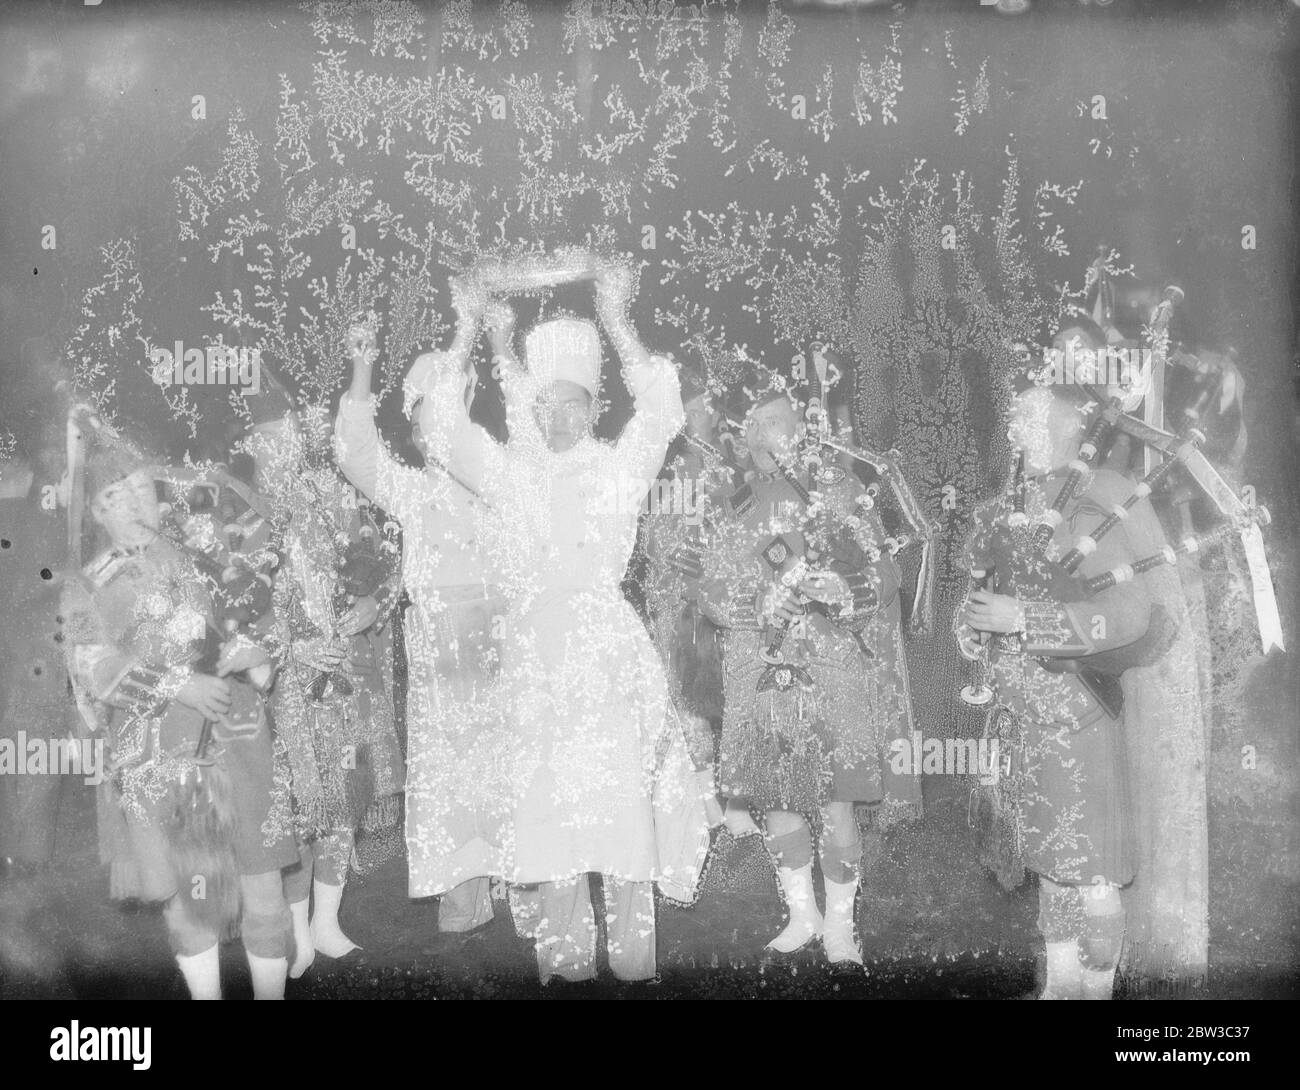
{"left": 411, "top": 259, "right": 708, "bottom": 984}
{"left": 334, "top": 312, "right": 515, "bottom": 935}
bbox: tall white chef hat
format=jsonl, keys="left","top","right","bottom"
{"left": 524, "top": 317, "right": 601, "bottom": 397}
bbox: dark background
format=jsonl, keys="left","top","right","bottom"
{"left": 0, "top": 0, "right": 1296, "bottom": 997}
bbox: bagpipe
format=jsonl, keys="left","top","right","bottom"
{"left": 804, "top": 340, "right": 939, "bottom": 636}
{"left": 156, "top": 466, "right": 283, "bottom": 772}
{"left": 958, "top": 281, "right": 1283, "bottom": 714}
{"left": 681, "top": 430, "right": 744, "bottom": 494}
{"left": 728, "top": 343, "right": 939, "bottom": 658}
{"left": 757, "top": 449, "right": 869, "bottom": 667}
{"left": 64, "top": 424, "right": 261, "bottom": 935}
{"left": 271, "top": 476, "right": 400, "bottom": 704}
{"left": 311, "top": 502, "right": 397, "bottom": 700}
{"left": 747, "top": 438, "right": 937, "bottom": 731}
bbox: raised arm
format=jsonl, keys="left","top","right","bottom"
{"left": 596, "top": 263, "right": 685, "bottom": 481}
{"left": 409, "top": 276, "right": 510, "bottom": 497}
{"left": 487, "top": 302, "right": 547, "bottom": 454}
{"left": 334, "top": 324, "right": 423, "bottom": 521}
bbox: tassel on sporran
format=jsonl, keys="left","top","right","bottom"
{"left": 969, "top": 703, "right": 1026, "bottom": 891}
{"left": 753, "top": 662, "right": 825, "bottom": 809}
{"left": 162, "top": 739, "right": 241, "bottom": 938}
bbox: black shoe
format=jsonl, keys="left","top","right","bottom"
{"left": 315, "top": 945, "right": 367, "bottom": 970}
{"left": 826, "top": 956, "right": 867, "bottom": 979}
{"left": 760, "top": 935, "right": 822, "bottom": 971}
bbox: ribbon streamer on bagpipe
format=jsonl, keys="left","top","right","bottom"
{"left": 64, "top": 401, "right": 125, "bottom": 571}
{"left": 1085, "top": 245, "right": 1118, "bottom": 333}
{"left": 1076, "top": 385, "right": 1284, "bottom": 654}
{"left": 1140, "top": 285, "right": 1185, "bottom": 477}
{"left": 1017, "top": 272, "right": 1283, "bottom": 652}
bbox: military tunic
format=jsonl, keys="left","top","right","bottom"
{"left": 961, "top": 467, "right": 1155, "bottom": 887}
{"left": 62, "top": 536, "right": 296, "bottom": 901}
{"left": 699, "top": 464, "right": 921, "bottom": 819}
{"left": 266, "top": 468, "right": 405, "bottom": 843}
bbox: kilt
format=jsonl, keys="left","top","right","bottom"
{"left": 1020, "top": 703, "right": 1135, "bottom": 887}
{"left": 104, "top": 687, "right": 297, "bottom": 902}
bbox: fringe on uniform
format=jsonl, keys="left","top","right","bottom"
{"left": 162, "top": 762, "right": 241, "bottom": 937}
{"left": 360, "top": 790, "right": 402, "bottom": 834}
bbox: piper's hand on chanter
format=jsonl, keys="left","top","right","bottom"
{"left": 337, "top": 595, "right": 379, "bottom": 638}
{"left": 797, "top": 571, "right": 849, "bottom": 606}
{"left": 216, "top": 635, "right": 271, "bottom": 677}
{"left": 963, "top": 590, "right": 1024, "bottom": 635}
{"left": 954, "top": 619, "right": 985, "bottom": 661}
{"left": 761, "top": 582, "right": 805, "bottom": 625}
{"left": 176, "top": 674, "right": 233, "bottom": 721}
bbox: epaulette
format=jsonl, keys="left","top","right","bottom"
{"left": 724, "top": 482, "right": 756, "bottom": 519}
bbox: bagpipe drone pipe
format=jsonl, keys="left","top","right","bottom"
{"left": 960, "top": 283, "right": 1280, "bottom": 718}
{"left": 962, "top": 413, "right": 1273, "bottom": 893}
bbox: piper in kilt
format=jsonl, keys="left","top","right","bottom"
{"left": 247, "top": 401, "right": 404, "bottom": 975}
{"left": 957, "top": 380, "right": 1155, "bottom": 1000}
{"left": 698, "top": 372, "right": 920, "bottom": 968}
{"left": 62, "top": 427, "right": 297, "bottom": 999}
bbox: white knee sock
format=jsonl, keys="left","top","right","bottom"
{"left": 1041, "top": 940, "right": 1082, "bottom": 1000}
{"left": 309, "top": 878, "right": 359, "bottom": 958}
{"left": 822, "top": 876, "right": 863, "bottom": 965}
{"left": 288, "top": 897, "right": 314, "bottom": 978}
{"left": 246, "top": 953, "right": 288, "bottom": 1000}
{"left": 176, "top": 944, "right": 221, "bottom": 1001}
{"left": 767, "top": 863, "right": 822, "bottom": 954}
